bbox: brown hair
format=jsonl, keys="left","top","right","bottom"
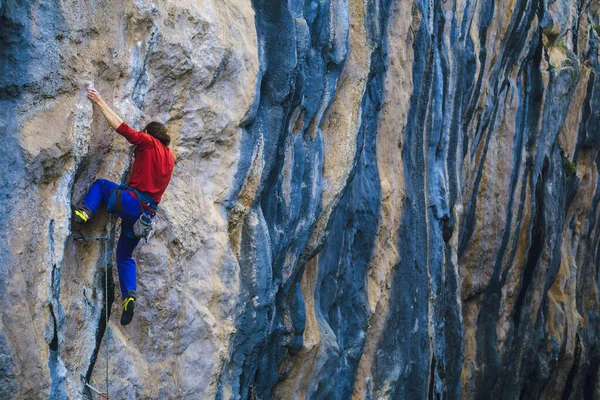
{"left": 143, "top": 122, "right": 171, "bottom": 146}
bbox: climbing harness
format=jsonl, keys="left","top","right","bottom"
{"left": 122, "top": 185, "right": 157, "bottom": 242}
{"left": 73, "top": 218, "right": 113, "bottom": 399}
{"left": 121, "top": 184, "right": 158, "bottom": 216}
{"left": 105, "top": 184, "right": 157, "bottom": 242}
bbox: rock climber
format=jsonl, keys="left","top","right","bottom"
{"left": 74, "top": 87, "right": 175, "bottom": 326}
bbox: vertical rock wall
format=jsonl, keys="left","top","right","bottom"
{"left": 0, "top": 0, "right": 258, "bottom": 398}
{"left": 1, "top": 0, "right": 600, "bottom": 399}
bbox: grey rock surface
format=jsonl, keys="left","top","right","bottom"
{"left": 1, "top": 0, "right": 600, "bottom": 399}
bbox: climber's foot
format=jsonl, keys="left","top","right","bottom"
{"left": 73, "top": 206, "right": 92, "bottom": 224}
{"left": 120, "top": 297, "right": 135, "bottom": 326}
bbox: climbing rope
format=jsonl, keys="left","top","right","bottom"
{"left": 74, "top": 216, "right": 113, "bottom": 399}
{"left": 104, "top": 232, "right": 109, "bottom": 399}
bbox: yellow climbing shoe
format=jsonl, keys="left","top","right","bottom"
{"left": 73, "top": 207, "right": 91, "bottom": 224}
{"left": 120, "top": 297, "right": 136, "bottom": 326}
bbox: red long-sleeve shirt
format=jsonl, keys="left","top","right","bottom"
{"left": 116, "top": 122, "right": 174, "bottom": 203}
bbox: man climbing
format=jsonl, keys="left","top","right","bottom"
{"left": 74, "top": 87, "right": 175, "bottom": 325}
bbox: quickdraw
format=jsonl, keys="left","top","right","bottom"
{"left": 81, "top": 375, "right": 110, "bottom": 399}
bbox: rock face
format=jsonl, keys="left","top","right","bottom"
{"left": 2, "top": 0, "right": 600, "bottom": 398}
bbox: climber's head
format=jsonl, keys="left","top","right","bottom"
{"left": 143, "top": 122, "right": 171, "bottom": 146}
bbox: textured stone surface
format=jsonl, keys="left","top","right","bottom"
{"left": 2, "top": 0, "right": 600, "bottom": 399}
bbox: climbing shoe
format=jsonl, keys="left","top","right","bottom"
{"left": 120, "top": 296, "right": 136, "bottom": 326}
{"left": 73, "top": 206, "right": 92, "bottom": 224}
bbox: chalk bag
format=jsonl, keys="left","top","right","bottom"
{"left": 133, "top": 213, "right": 154, "bottom": 242}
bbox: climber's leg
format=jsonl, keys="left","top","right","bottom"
{"left": 83, "top": 179, "right": 119, "bottom": 214}
{"left": 116, "top": 219, "right": 140, "bottom": 326}
{"left": 74, "top": 179, "right": 119, "bottom": 223}
{"left": 115, "top": 221, "right": 141, "bottom": 299}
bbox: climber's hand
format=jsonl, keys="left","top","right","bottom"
{"left": 86, "top": 87, "right": 123, "bottom": 129}
{"left": 87, "top": 88, "right": 105, "bottom": 105}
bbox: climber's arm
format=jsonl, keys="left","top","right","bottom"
{"left": 87, "top": 88, "right": 124, "bottom": 130}
{"left": 87, "top": 87, "right": 153, "bottom": 147}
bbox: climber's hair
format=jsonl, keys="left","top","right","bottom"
{"left": 143, "top": 122, "right": 171, "bottom": 146}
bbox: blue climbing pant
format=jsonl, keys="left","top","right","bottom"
{"left": 82, "top": 179, "right": 148, "bottom": 299}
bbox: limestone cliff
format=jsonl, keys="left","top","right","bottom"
{"left": 1, "top": 0, "right": 600, "bottom": 399}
